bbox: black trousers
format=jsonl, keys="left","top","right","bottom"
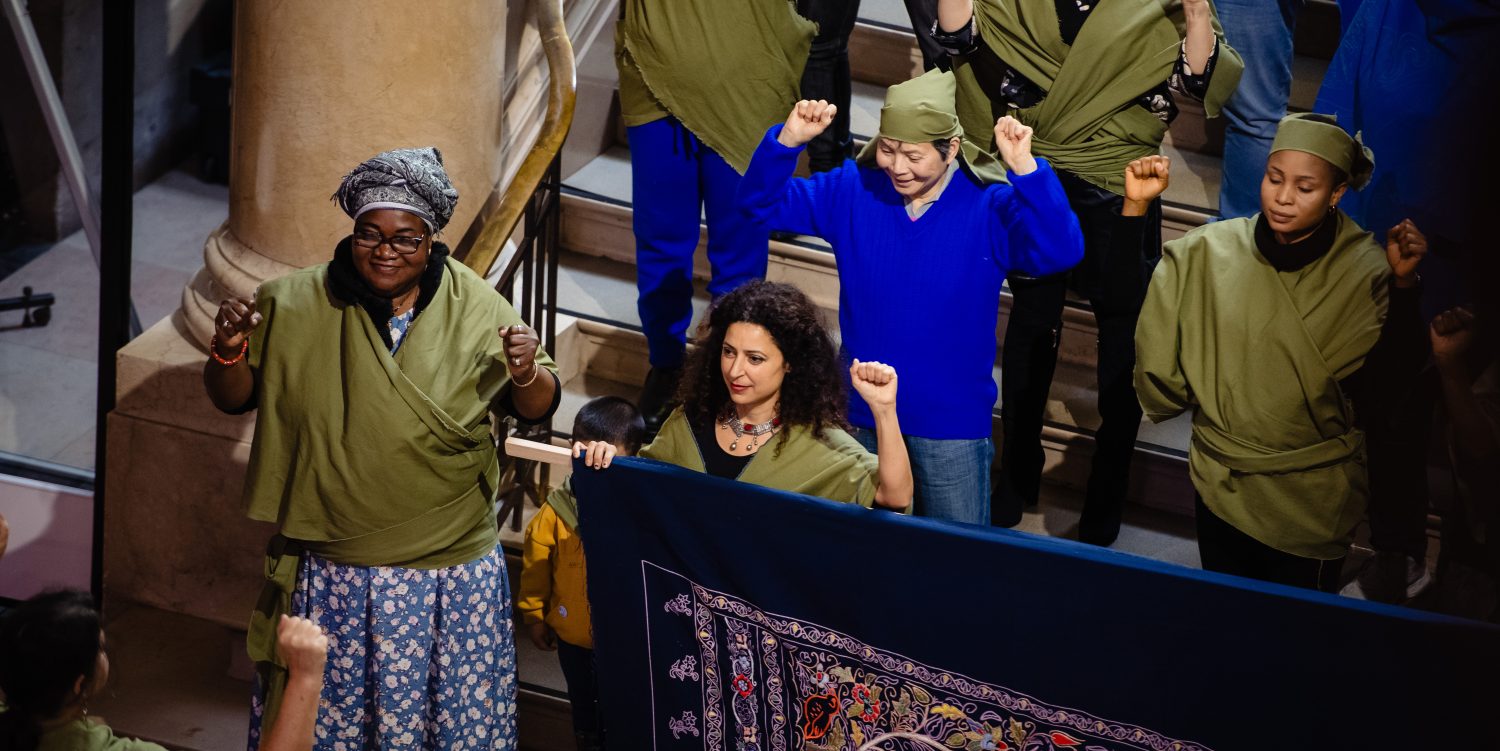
{"left": 557, "top": 640, "right": 603, "bottom": 746}
{"left": 1364, "top": 366, "right": 1437, "bottom": 560}
{"left": 1196, "top": 495, "right": 1345, "bottom": 593}
{"left": 796, "top": 0, "right": 947, "bottom": 173}
{"left": 994, "top": 170, "right": 1160, "bottom": 544}
{"left": 797, "top": 0, "right": 863, "bottom": 172}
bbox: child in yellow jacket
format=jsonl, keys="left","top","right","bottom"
{"left": 518, "top": 396, "right": 644, "bottom": 751}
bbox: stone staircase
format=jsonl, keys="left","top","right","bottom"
{"left": 546, "top": 0, "right": 1338, "bottom": 518}
{"left": 511, "top": 2, "right": 1345, "bottom": 743}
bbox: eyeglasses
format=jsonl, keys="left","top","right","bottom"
{"left": 352, "top": 229, "right": 426, "bottom": 255}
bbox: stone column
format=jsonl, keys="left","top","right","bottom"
{"left": 108, "top": 1, "right": 507, "bottom": 627}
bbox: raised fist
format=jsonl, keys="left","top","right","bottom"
{"left": 276, "top": 615, "right": 329, "bottom": 681}
{"left": 993, "top": 116, "right": 1037, "bottom": 176}
{"left": 214, "top": 296, "right": 262, "bottom": 359}
{"left": 1123, "top": 155, "right": 1171, "bottom": 215}
{"left": 1430, "top": 305, "right": 1476, "bottom": 368}
{"left": 1384, "top": 219, "right": 1427, "bottom": 287}
{"left": 849, "top": 359, "right": 898, "bottom": 411}
{"left": 501, "top": 323, "right": 541, "bottom": 382}
{"left": 777, "top": 100, "right": 839, "bottom": 148}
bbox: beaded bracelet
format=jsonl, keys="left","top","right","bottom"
{"left": 210, "top": 335, "right": 248, "bottom": 366}
{"left": 511, "top": 361, "right": 540, "bottom": 388}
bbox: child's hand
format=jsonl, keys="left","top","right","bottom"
{"left": 572, "top": 440, "right": 618, "bottom": 469}
{"left": 528, "top": 621, "right": 558, "bottom": 651}
{"left": 276, "top": 615, "right": 329, "bottom": 682}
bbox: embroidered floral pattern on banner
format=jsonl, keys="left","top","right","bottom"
{"left": 643, "top": 562, "right": 1209, "bottom": 751}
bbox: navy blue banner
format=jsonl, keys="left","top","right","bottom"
{"left": 574, "top": 458, "right": 1497, "bottom": 750}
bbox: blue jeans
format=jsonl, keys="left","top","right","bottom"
{"left": 852, "top": 428, "right": 992, "bottom": 525}
{"left": 629, "top": 117, "right": 770, "bottom": 367}
{"left": 1216, "top": 0, "right": 1304, "bottom": 220}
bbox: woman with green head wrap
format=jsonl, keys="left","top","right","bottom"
{"left": 737, "top": 70, "right": 1083, "bottom": 525}
{"left": 1133, "top": 113, "right": 1430, "bottom": 591}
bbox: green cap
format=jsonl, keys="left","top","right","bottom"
{"left": 855, "top": 69, "right": 964, "bottom": 167}
{"left": 1269, "top": 113, "right": 1375, "bottom": 190}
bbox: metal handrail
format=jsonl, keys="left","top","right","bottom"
{"left": 453, "top": 0, "right": 577, "bottom": 278}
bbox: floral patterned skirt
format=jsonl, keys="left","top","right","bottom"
{"left": 249, "top": 544, "right": 518, "bottom": 750}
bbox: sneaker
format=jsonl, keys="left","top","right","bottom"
{"left": 1403, "top": 556, "right": 1434, "bottom": 600}
{"left": 1340, "top": 552, "right": 1432, "bottom": 603}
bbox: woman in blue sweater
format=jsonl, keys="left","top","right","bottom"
{"left": 736, "top": 69, "right": 1083, "bottom": 524}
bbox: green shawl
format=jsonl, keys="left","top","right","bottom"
{"left": 545, "top": 475, "right": 579, "bottom": 530}
{"left": 241, "top": 256, "right": 556, "bottom": 730}
{"left": 1134, "top": 214, "right": 1390, "bottom": 559}
{"left": 953, "top": 0, "right": 1244, "bottom": 194}
{"left": 614, "top": 0, "right": 815, "bottom": 174}
{"left": 640, "top": 408, "right": 879, "bottom": 507}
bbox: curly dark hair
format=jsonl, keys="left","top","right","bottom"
{"left": 677, "top": 280, "right": 849, "bottom": 451}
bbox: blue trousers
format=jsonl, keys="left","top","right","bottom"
{"left": 852, "top": 427, "right": 993, "bottom": 525}
{"left": 1216, "top": 0, "right": 1304, "bottom": 220}
{"left": 629, "top": 117, "right": 770, "bottom": 367}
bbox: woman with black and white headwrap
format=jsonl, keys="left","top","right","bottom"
{"left": 204, "top": 146, "right": 557, "bottom": 749}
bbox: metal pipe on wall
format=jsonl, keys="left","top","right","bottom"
{"left": 1, "top": 0, "right": 103, "bottom": 263}
{"left": 94, "top": 0, "right": 135, "bottom": 601}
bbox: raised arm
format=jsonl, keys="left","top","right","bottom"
{"left": 499, "top": 323, "right": 558, "bottom": 422}
{"left": 1127, "top": 158, "right": 1191, "bottom": 420}
{"left": 937, "top": 0, "right": 974, "bottom": 33}
{"left": 988, "top": 116, "right": 1083, "bottom": 277}
{"left": 737, "top": 102, "right": 842, "bottom": 237}
{"left": 203, "top": 297, "right": 262, "bottom": 413}
{"left": 849, "top": 360, "right": 913, "bottom": 511}
{"left": 259, "top": 615, "right": 328, "bottom": 751}
{"left": 1181, "top": 0, "right": 1216, "bottom": 76}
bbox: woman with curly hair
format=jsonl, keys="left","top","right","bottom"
{"left": 578, "top": 281, "right": 911, "bottom": 510}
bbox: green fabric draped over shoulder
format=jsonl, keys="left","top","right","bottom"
{"left": 614, "top": 0, "right": 815, "bottom": 174}
{"left": 545, "top": 475, "right": 579, "bottom": 530}
{"left": 953, "top": 0, "right": 1243, "bottom": 193}
{"left": 1134, "top": 214, "right": 1390, "bottom": 559}
{"left": 641, "top": 409, "right": 880, "bottom": 507}
{"left": 240, "top": 256, "right": 556, "bottom": 731}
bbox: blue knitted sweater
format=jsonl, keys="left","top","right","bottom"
{"left": 738, "top": 125, "right": 1083, "bottom": 439}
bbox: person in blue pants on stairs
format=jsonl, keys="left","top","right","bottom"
{"left": 615, "top": 0, "right": 816, "bottom": 434}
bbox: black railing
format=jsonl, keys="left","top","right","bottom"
{"left": 490, "top": 154, "right": 564, "bottom": 534}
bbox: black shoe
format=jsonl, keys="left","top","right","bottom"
{"left": 991, "top": 433, "right": 1042, "bottom": 528}
{"left": 638, "top": 365, "right": 682, "bottom": 437}
{"left": 574, "top": 731, "right": 603, "bottom": 751}
{"left": 1077, "top": 474, "right": 1125, "bottom": 547}
{"left": 990, "top": 481, "right": 1025, "bottom": 528}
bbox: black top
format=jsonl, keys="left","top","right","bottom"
{"left": 691, "top": 415, "right": 756, "bottom": 479}
{"left": 934, "top": 1, "right": 1218, "bottom": 125}
{"left": 1253, "top": 212, "right": 1342, "bottom": 272}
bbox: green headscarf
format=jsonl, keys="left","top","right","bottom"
{"left": 1270, "top": 113, "right": 1376, "bottom": 190}
{"left": 855, "top": 69, "right": 965, "bottom": 168}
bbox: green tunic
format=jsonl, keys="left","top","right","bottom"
{"left": 953, "top": 0, "right": 1243, "bottom": 194}
{"left": 0, "top": 709, "right": 169, "bottom": 751}
{"left": 641, "top": 408, "right": 880, "bottom": 507}
{"left": 614, "top": 0, "right": 814, "bottom": 173}
{"left": 241, "top": 256, "right": 556, "bottom": 729}
{"left": 1134, "top": 213, "right": 1390, "bottom": 559}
